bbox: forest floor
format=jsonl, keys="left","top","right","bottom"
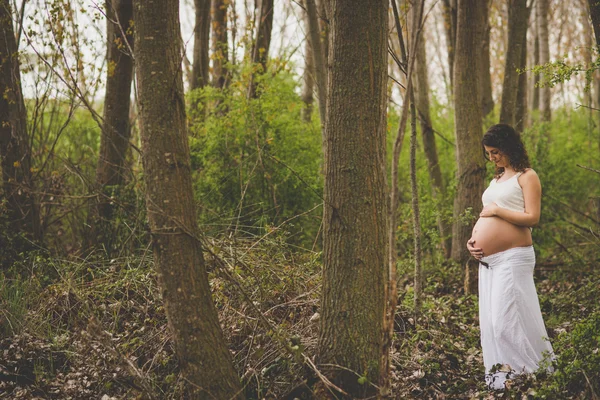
{"left": 0, "top": 239, "right": 598, "bottom": 399}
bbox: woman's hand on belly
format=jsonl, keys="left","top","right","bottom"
{"left": 467, "top": 238, "right": 483, "bottom": 260}
{"left": 480, "top": 202, "right": 499, "bottom": 218}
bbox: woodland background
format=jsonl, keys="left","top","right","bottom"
{"left": 0, "top": 0, "right": 599, "bottom": 399}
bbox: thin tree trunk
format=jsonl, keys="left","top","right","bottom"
{"left": 316, "top": 1, "right": 389, "bottom": 397}
{"left": 531, "top": 13, "right": 540, "bottom": 110}
{"left": 211, "top": 0, "right": 229, "bottom": 89}
{"left": 191, "top": 0, "right": 211, "bottom": 118}
{"left": 317, "top": 0, "right": 329, "bottom": 81}
{"left": 515, "top": 29, "right": 528, "bottom": 132}
{"left": 0, "top": 0, "right": 39, "bottom": 242}
{"left": 412, "top": 2, "right": 451, "bottom": 258}
{"left": 442, "top": 0, "right": 457, "bottom": 93}
{"left": 451, "top": 0, "right": 486, "bottom": 291}
{"left": 537, "top": 0, "right": 551, "bottom": 122}
{"left": 91, "top": 0, "right": 134, "bottom": 252}
{"left": 479, "top": 0, "right": 494, "bottom": 117}
{"left": 382, "top": 1, "right": 419, "bottom": 394}
{"left": 499, "top": 0, "right": 530, "bottom": 126}
{"left": 588, "top": 0, "right": 600, "bottom": 47}
{"left": 247, "top": 0, "right": 274, "bottom": 99}
{"left": 132, "top": 0, "right": 243, "bottom": 397}
{"left": 301, "top": 22, "right": 315, "bottom": 123}
{"left": 305, "top": 0, "right": 327, "bottom": 128}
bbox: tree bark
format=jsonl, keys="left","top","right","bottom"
{"left": 537, "top": 0, "right": 551, "bottom": 122}
{"left": 247, "top": 0, "right": 273, "bottom": 99}
{"left": 451, "top": 0, "right": 486, "bottom": 277}
{"left": 478, "top": 0, "right": 494, "bottom": 117}
{"left": 211, "top": 0, "right": 229, "bottom": 89}
{"left": 499, "top": 0, "right": 530, "bottom": 127}
{"left": 530, "top": 13, "right": 540, "bottom": 114}
{"left": 514, "top": 29, "right": 528, "bottom": 132}
{"left": 588, "top": 0, "right": 600, "bottom": 47}
{"left": 301, "top": 19, "right": 315, "bottom": 123}
{"left": 0, "top": 0, "right": 39, "bottom": 241}
{"left": 132, "top": 1, "right": 243, "bottom": 398}
{"left": 316, "top": 0, "right": 389, "bottom": 397}
{"left": 91, "top": 0, "right": 134, "bottom": 251}
{"left": 305, "top": 0, "right": 327, "bottom": 128}
{"left": 411, "top": 2, "right": 451, "bottom": 258}
{"left": 192, "top": 0, "right": 211, "bottom": 90}
{"left": 442, "top": 0, "right": 457, "bottom": 92}
{"left": 190, "top": 0, "right": 211, "bottom": 120}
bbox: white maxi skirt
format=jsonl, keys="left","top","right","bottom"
{"left": 478, "top": 246, "right": 554, "bottom": 390}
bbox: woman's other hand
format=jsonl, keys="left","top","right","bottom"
{"left": 480, "top": 202, "right": 499, "bottom": 218}
{"left": 467, "top": 238, "right": 483, "bottom": 260}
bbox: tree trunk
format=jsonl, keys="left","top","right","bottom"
{"left": 211, "top": 0, "right": 229, "bottom": 89}
{"left": 92, "top": 0, "right": 134, "bottom": 252}
{"left": 478, "top": 0, "right": 494, "bottom": 117}
{"left": 451, "top": 0, "right": 486, "bottom": 283}
{"left": 537, "top": 0, "right": 551, "bottom": 122}
{"left": 588, "top": 0, "right": 600, "bottom": 47}
{"left": 305, "top": 0, "right": 327, "bottom": 128}
{"left": 530, "top": 14, "right": 540, "bottom": 116}
{"left": 316, "top": 0, "right": 389, "bottom": 397}
{"left": 301, "top": 19, "right": 314, "bottom": 123}
{"left": 318, "top": 0, "right": 329, "bottom": 82}
{"left": 191, "top": 0, "right": 211, "bottom": 119}
{"left": 442, "top": 0, "right": 457, "bottom": 92}
{"left": 411, "top": 2, "right": 451, "bottom": 258}
{"left": 132, "top": 1, "right": 243, "bottom": 398}
{"left": 0, "top": 0, "right": 39, "bottom": 242}
{"left": 247, "top": 0, "right": 274, "bottom": 99}
{"left": 499, "top": 0, "right": 530, "bottom": 127}
{"left": 514, "top": 29, "right": 528, "bottom": 132}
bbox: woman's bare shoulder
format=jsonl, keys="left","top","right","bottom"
{"left": 518, "top": 168, "right": 541, "bottom": 187}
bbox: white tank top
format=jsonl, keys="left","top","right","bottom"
{"left": 481, "top": 171, "right": 525, "bottom": 212}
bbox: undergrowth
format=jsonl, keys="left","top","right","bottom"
{"left": 1, "top": 235, "right": 599, "bottom": 399}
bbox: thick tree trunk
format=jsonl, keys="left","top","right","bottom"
{"left": 316, "top": 0, "right": 389, "bottom": 397}
{"left": 499, "top": 0, "right": 530, "bottom": 127}
{"left": 92, "top": 0, "right": 134, "bottom": 251}
{"left": 411, "top": 2, "right": 451, "bottom": 258}
{"left": 301, "top": 22, "right": 315, "bottom": 123}
{"left": 0, "top": 0, "right": 39, "bottom": 241}
{"left": 442, "top": 0, "right": 457, "bottom": 92}
{"left": 478, "top": 0, "right": 494, "bottom": 117}
{"left": 211, "top": 0, "right": 229, "bottom": 89}
{"left": 515, "top": 31, "right": 528, "bottom": 132}
{"left": 132, "top": 1, "right": 243, "bottom": 398}
{"left": 451, "top": 0, "right": 485, "bottom": 278}
{"left": 247, "top": 0, "right": 274, "bottom": 99}
{"left": 537, "top": 0, "right": 551, "bottom": 122}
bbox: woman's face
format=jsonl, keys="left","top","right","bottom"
{"left": 484, "top": 145, "right": 510, "bottom": 168}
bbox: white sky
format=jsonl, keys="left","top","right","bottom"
{"left": 15, "top": 0, "right": 594, "bottom": 114}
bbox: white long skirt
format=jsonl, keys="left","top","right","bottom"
{"left": 478, "top": 246, "right": 554, "bottom": 390}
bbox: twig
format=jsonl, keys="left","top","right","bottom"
{"left": 576, "top": 163, "right": 600, "bottom": 175}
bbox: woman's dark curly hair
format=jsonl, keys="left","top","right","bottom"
{"left": 482, "top": 124, "right": 530, "bottom": 178}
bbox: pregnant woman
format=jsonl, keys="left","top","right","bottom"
{"left": 467, "top": 124, "right": 554, "bottom": 390}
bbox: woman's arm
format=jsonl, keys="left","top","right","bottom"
{"left": 479, "top": 170, "right": 542, "bottom": 227}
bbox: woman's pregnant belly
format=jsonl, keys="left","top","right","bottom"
{"left": 471, "top": 216, "right": 532, "bottom": 256}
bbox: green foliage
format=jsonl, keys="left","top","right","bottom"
{"left": 535, "top": 312, "right": 600, "bottom": 398}
{"left": 525, "top": 53, "right": 600, "bottom": 92}
{"left": 188, "top": 65, "right": 323, "bottom": 247}
{"left": 521, "top": 112, "right": 600, "bottom": 264}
